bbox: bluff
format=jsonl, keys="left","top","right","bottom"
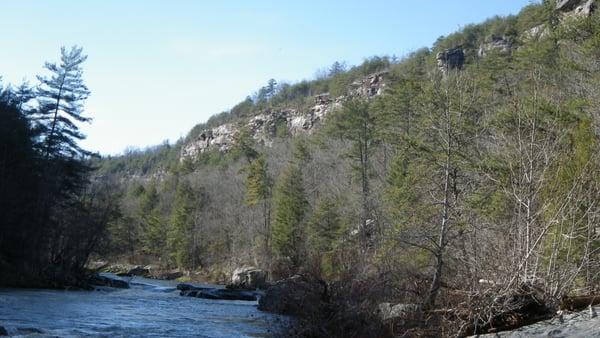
{"left": 180, "top": 72, "right": 387, "bottom": 161}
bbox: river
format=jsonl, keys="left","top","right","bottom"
{"left": 0, "top": 274, "right": 288, "bottom": 337}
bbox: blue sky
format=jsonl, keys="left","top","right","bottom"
{"left": 1, "top": 0, "right": 536, "bottom": 155}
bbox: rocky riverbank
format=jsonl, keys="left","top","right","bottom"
{"left": 473, "top": 305, "right": 599, "bottom": 337}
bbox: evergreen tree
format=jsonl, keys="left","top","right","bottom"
{"left": 34, "top": 46, "right": 91, "bottom": 160}
{"left": 306, "top": 197, "right": 344, "bottom": 278}
{"left": 328, "top": 99, "right": 379, "bottom": 240}
{"left": 168, "top": 182, "right": 197, "bottom": 268}
{"left": 271, "top": 164, "right": 308, "bottom": 267}
{"left": 244, "top": 155, "right": 273, "bottom": 264}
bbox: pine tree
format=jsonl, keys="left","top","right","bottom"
{"left": 244, "top": 155, "right": 273, "bottom": 264}
{"left": 328, "top": 99, "right": 379, "bottom": 240}
{"left": 34, "top": 46, "right": 91, "bottom": 160}
{"left": 168, "top": 182, "right": 197, "bottom": 268}
{"left": 271, "top": 164, "right": 308, "bottom": 267}
{"left": 306, "top": 197, "right": 343, "bottom": 278}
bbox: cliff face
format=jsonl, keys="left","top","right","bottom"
{"left": 556, "top": 0, "right": 595, "bottom": 17}
{"left": 180, "top": 1, "right": 599, "bottom": 163}
{"left": 180, "top": 71, "right": 387, "bottom": 161}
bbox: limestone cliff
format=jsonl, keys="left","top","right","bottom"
{"left": 180, "top": 72, "right": 387, "bottom": 161}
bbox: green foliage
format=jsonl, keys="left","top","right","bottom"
{"left": 271, "top": 164, "right": 308, "bottom": 267}
{"left": 230, "top": 126, "right": 258, "bottom": 162}
{"left": 0, "top": 47, "right": 117, "bottom": 287}
{"left": 244, "top": 156, "right": 271, "bottom": 206}
{"left": 306, "top": 197, "right": 344, "bottom": 279}
{"left": 167, "top": 182, "right": 197, "bottom": 268}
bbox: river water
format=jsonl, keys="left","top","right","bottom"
{"left": 0, "top": 274, "right": 288, "bottom": 337}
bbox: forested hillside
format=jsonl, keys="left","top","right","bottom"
{"left": 72, "top": 0, "right": 600, "bottom": 335}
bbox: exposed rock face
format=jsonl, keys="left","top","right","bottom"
{"left": 349, "top": 71, "right": 387, "bottom": 97}
{"left": 180, "top": 123, "right": 236, "bottom": 159}
{"left": 523, "top": 24, "right": 551, "bottom": 41}
{"left": 228, "top": 267, "right": 267, "bottom": 290}
{"left": 557, "top": 0, "right": 595, "bottom": 18}
{"left": 437, "top": 47, "right": 465, "bottom": 73}
{"left": 257, "top": 274, "right": 328, "bottom": 316}
{"left": 180, "top": 72, "right": 387, "bottom": 161}
{"left": 479, "top": 36, "right": 513, "bottom": 57}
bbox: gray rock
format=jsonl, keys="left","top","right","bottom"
{"left": 471, "top": 305, "right": 600, "bottom": 337}
{"left": 89, "top": 274, "right": 129, "bottom": 288}
{"left": 479, "top": 36, "right": 513, "bottom": 57}
{"left": 228, "top": 267, "right": 267, "bottom": 290}
{"left": 177, "top": 283, "right": 258, "bottom": 301}
{"left": 557, "top": 0, "right": 584, "bottom": 11}
{"left": 179, "top": 72, "right": 387, "bottom": 162}
{"left": 523, "top": 24, "right": 551, "bottom": 41}
{"left": 258, "top": 274, "right": 328, "bottom": 316}
{"left": 437, "top": 47, "right": 465, "bottom": 73}
{"left": 556, "top": 0, "right": 595, "bottom": 18}
{"left": 0, "top": 326, "right": 7, "bottom": 336}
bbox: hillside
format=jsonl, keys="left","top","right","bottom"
{"left": 92, "top": 1, "right": 600, "bottom": 336}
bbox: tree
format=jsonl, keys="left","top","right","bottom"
{"left": 328, "top": 99, "right": 379, "bottom": 241}
{"left": 271, "top": 164, "right": 308, "bottom": 268}
{"left": 385, "top": 67, "right": 482, "bottom": 310}
{"left": 137, "top": 183, "right": 167, "bottom": 258}
{"left": 168, "top": 182, "right": 198, "bottom": 269}
{"left": 34, "top": 46, "right": 91, "bottom": 160}
{"left": 244, "top": 155, "right": 273, "bottom": 264}
{"left": 306, "top": 197, "right": 344, "bottom": 278}
{"left": 328, "top": 61, "right": 347, "bottom": 77}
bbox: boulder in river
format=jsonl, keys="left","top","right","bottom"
{"left": 89, "top": 274, "right": 129, "bottom": 288}
{"left": 228, "top": 267, "right": 267, "bottom": 290}
{"left": 258, "top": 274, "right": 328, "bottom": 316}
{"left": 177, "top": 283, "right": 259, "bottom": 301}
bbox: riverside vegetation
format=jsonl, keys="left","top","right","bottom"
{"left": 1, "top": 1, "right": 600, "bottom": 337}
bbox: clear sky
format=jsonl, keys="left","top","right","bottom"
{"left": 1, "top": 0, "right": 536, "bottom": 155}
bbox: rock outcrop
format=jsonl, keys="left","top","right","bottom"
{"left": 180, "top": 71, "right": 387, "bottom": 162}
{"left": 180, "top": 123, "right": 236, "bottom": 159}
{"left": 478, "top": 36, "right": 513, "bottom": 57}
{"left": 257, "top": 274, "right": 328, "bottom": 316}
{"left": 557, "top": 0, "right": 595, "bottom": 18}
{"left": 436, "top": 47, "right": 465, "bottom": 73}
{"left": 523, "top": 24, "right": 551, "bottom": 42}
{"left": 228, "top": 267, "right": 267, "bottom": 290}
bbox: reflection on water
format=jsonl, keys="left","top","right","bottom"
{"left": 0, "top": 275, "right": 287, "bottom": 337}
